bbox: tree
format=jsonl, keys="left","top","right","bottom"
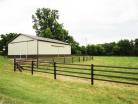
{"left": 65, "top": 35, "right": 81, "bottom": 54}
{"left": 81, "top": 46, "right": 87, "bottom": 55}
{"left": 112, "top": 45, "right": 120, "bottom": 55}
{"left": 86, "top": 45, "right": 97, "bottom": 55}
{"left": 0, "top": 33, "right": 19, "bottom": 55}
{"left": 102, "top": 42, "right": 116, "bottom": 55}
{"left": 134, "top": 39, "right": 138, "bottom": 56}
{"left": 117, "top": 39, "right": 132, "bottom": 55}
{"left": 95, "top": 45, "right": 105, "bottom": 55}
{"left": 32, "top": 8, "right": 68, "bottom": 42}
{"left": 32, "top": 8, "right": 80, "bottom": 54}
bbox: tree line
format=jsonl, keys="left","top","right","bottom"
{"left": 0, "top": 8, "right": 138, "bottom": 56}
{"left": 79, "top": 39, "right": 138, "bottom": 56}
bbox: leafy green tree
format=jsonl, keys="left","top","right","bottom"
{"left": 86, "top": 45, "right": 97, "bottom": 55}
{"left": 117, "top": 39, "right": 132, "bottom": 55}
{"left": 32, "top": 8, "right": 67, "bottom": 41}
{"left": 95, "top": 45, "right": 105, "bottom": 55}
{"left": 112, "top": 45, "right": 120, "bottom": 55}
{"left": 81, "top": 46, "right": 87, "bottom": 55}
{"left": 65, "top": 35, "right": 80, "bottom": 54}
{"left": 102, "top": 42, "right": 116, "bottom": 55}
{"left": 134, "top": 39, "right": 138, "bottom": 56}
{"left": 32, "top": 8, "right": 80, "bottom": 54}
{"left": 129, "top": 40, "right": 135, "bottom": 55}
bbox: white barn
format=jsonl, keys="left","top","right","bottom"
{"left": 8, "top": 34, "right": 71, "bottom": 58}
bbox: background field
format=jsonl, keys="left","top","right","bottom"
{"left": 80, "top": 56, "right": 138, "bottom": 67}
{"left": 0, "top": 56, "right": 138, "bottom": 104}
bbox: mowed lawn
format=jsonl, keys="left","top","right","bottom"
{"left": 0, "top": 56, "right": 138, "bottom": 104}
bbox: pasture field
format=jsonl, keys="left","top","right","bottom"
{"left": 81, "top": 56, "right": 138, "bottom": 67}
{"left": 0, "top": 56, "right": 138, "bottom": 104}
{"left": 37, "top": 56, "right": 138, "bottom": 85}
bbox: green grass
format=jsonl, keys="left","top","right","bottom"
{"left": 81, "top": 56, "right": 138, "bottom": 67}
{"left": 39, "top": 56, "right": 138, "bottom": 85}
{"left": 0, "top": 56, "right": 138, "bottom": 104}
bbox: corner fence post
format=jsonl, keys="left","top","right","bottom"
{"left": 14, "top": 58, "right": 16, "bottom": 72}
{"left": 54, "top": 62, "right": 56, "bottom": 79}
{"left": 31, "top": 61, "right": 34, "bottom": 75}
{"left": 91, "top": 64, "right": 94, "bottom": 85}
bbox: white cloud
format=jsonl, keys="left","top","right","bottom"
{"left": 0, "top": 0, "right": 138, "bottom": 45}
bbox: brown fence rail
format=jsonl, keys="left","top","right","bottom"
{"left": 37, "top": 56, "right": 93, "bottom": 64}
{"left": 14, "top": 59, "right": 138, "bottom": 85}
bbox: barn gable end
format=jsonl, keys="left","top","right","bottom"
{"left": 11, "top": 35, "right": 34, "bottom": 43}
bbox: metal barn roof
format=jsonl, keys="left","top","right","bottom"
{"left": 10, "top": 34, "right": 69, "bottom": 45}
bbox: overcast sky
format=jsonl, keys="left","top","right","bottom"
{"left": 0, "top": 0, "right": 138, "bottom": 45}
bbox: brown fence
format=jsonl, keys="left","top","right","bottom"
{"left": 37, "top": 56, "right": 93, "bottom": 64}
{"left": 14, "top": 59, "right": 138, "bottom": 85}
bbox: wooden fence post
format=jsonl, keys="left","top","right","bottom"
{"left": 91, "top": 56, "right": 93, "bottom": 60}
{"left": 72, "top": 56, "right": 73, "bottom": 63}
{"left": 91, "top": 64, "right": 94, "bottom": 85}
{"left": 31, "top": 61, "right": 34, "bottom": 75}
{"left": 37, "top": 57, "right": 38, "bottom": 69}
{"left": 79, "top": 56, "right": 81, "bottom": 62}
{"left": 14, "top": 58, "right": 16, "bottom": 72}
{"left": 54, "top": 62, "right": 56, "bottom": 79}
{"left": 52, "top": 57, "right": 55, "bottom": 62}
{"left": 64, "top": 57, "right": 65, "bottom": 63}
{"left": 83, "top": 56, "right": 84, "bottom": 62}
{"left": 86, "top": 56, "right": 87, "bottom": 61}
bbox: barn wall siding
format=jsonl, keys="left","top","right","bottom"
{"left": 38, "top": 41, "right": 71, "bottom": 55}
{"left": 27, "top": 40, "right": 37, "bottom": 55}
{"left": 8, "top": 40, "right": 37, "bottom": 55}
